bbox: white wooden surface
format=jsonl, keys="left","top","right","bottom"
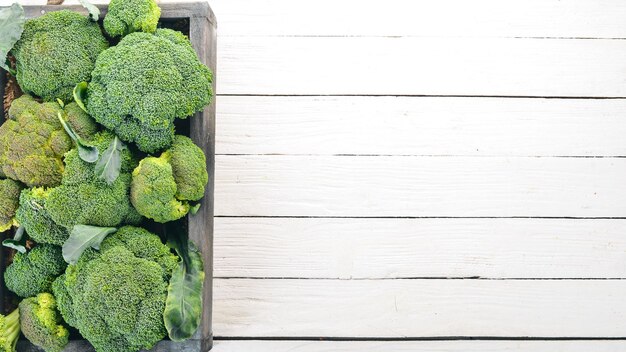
{"left": 212, "top": 340, "right": 626, "bottom": 352}
{"left": 6, "top": 0, "right": 626, "bottom": 350}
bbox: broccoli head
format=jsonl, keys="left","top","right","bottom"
{"left": 4, "top": 244, "right": 67, "bottom": 298}
{"left": 86, "top": 29, "right": 213, "bottom": 153}
{"left": 11, "top": 10, "right": 109, "bottom": 102}
{"left": 45, "top": 131, "right": 143, "bottom": 229}
{"left": 53, "top": 226, "right": 178, "bottom": 352}
{"left": 0, "top": 95, "right": 98, "bottom": 187}
{"left": 104, "top": 0, "right": 161, "bottom": 37}
{"left": 0, "top": 179, "right": 23, "bottom": 232}
{"left": 0, "top": 308, "right": 20, "bottom": 352}
{"left": 15, "top": 188, "right": 69, "bottom": 246}
{"left": 131, "top": 135, "right": 208, "bottom": 222}
{"left": 19, "top": 293, "right": 69, "bottom": 352}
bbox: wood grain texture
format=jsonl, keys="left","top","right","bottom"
{"left": 211, "top": 340, "right": 626, "bottom": 352}
{"left": 218, "top": 37, "right": 626, "bottom": 97}
{"left": 214, "top": 218, "right": 626, "bottom": 279}
{"left": 215, "top": 156, "right": 626, "bottom": 217}
{"left": 216, "top": 96, "right": 626, "bottom": 156}
{"left": 210, "top": 0, "right": 626, "bottom": 38}
{"left": 214, "top": 279, "right": 626, "bottom": 337}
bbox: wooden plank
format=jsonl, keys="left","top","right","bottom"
{"left": 214, "top": 156, "right": 626, "bottom": 217}
{"left": 212, "top": 340, "right": 626, "bottom": 352}
{"left": 214, "top": 218, "right": 626, "bottom": 279}
{"left": 214, "top": 279, "right": 626, "bottom": 337}
{"left": 210, "top": 0, "right": 626, "bottom": 38}
{"left": 218, "top": 36, "right": 626, "bottom": 97}
{"left": 216, "top": 96, "right": 626, "bottom": 156}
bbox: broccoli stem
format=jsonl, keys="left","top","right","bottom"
{"left": 3, "top": 308, "right": 20, "bottom": 345}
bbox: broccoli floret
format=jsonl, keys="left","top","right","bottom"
{"left": 86, "top": 29, "right": 213, "bottom": 153}
{"left": 15, "top": 188, "right": 69, "bottom": 246}
{"left": 46, "top": 131, "right": 143, "bottom": 229}
{"left": 104, "top": 0, "right": 161, "bottom": 37}
{"left": 0, "top": 95, "right": 98, "bottom": 187}
{"left": 131, "top": 135, "right": 208, "bottom": 222}
{"left": 19, "top": 293, "right": 69, "bottom": 352}
{"left": 53, "top": 226, "right": 178, "bottom": 352}
{"left": 0, "top": 179, "right": 23, "bottom": 232}
{"left": 0, "top": 308, "right": 20, "bottom": 352}
{"left": 4, "top": 245, "right": 67, "bottom": 298}
{"left": 11, "top": 10, "right": 109, "bottom": 102}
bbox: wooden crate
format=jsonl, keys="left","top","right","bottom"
{"left": 0, "top": 2, "right": 216, "bottom": 351}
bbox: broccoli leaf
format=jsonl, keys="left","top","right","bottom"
{"left": 57, "top": 112, "right": 99, "bottom": 163}
{"left": 0, "top": 3, "right": 25, "bottom": 74}
{"left": 79, "top": 0, "right": 100, "bottom": 21}
{"left": 164, "top": 223, "right": 205, "bottom": 341}
{"left": 2, "top": 226, "right": 26, "bottom": 253}
{"left": 73, "top": 82, "right": 88, "bottom": 113}
{"left": 95, "top": 136, "right": 125, "bottom": 185}
{"left": 189, "top": 203, "right": 201, "bottom": 215}
{"left": 62, "top": 225, "right": 116, "bottom": 264}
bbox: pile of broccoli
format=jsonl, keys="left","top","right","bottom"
{"left": 0, "top": 0, "right": 212, "bottom": 350}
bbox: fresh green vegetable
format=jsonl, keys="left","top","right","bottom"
{"left": 95, "top": 136, "right": 125, "bottom": 185}
{"left": 62, "top": 225, "right": 116, "bottom": 264}
{"left": 4, "top": 244, "right": 67, "bottom": 298}
{"left": 57, "top": 112, "right": 98, "bottom": 163}
{"left": 53, "top": 226, "right": 179, "bottom": 352}
{"left": 131, "top": 135, "right": 208, "bottom": 222}
{"left": 164, "top": 224, "right": 205, "bottom": 341}
{"left": 0, "top": 3, "right": 25, "bottom": 74}
{"left": 46, "top": 131, "right": 143, "bottom": 229}
{"left": 2, "top": 226, "right": 25, "bottom": 254}
{"left": 104, "top": 0, "right": 160, "bottom": 37}
{"left": 15, "top": 188, "right": 69, "bottom": 246}
{"left": 79, "top": 0, "right": 100, "bottom": 21}
{"left": 19, "top": 293, "right": 69, "bottom": 352}
{"left": 0, "top": 179, "right": 22, "bottom": 232}
{"left": 11, "top": 10, "right": 108, "bottom": 102}
{"left": 0, "top": 95, "right": 98, "bottom": 187}
{"left": 84, "top": 29, "right": 213, "bottom": 153}
{"left": 0, "top": 308, "right": 20, "bottom": 352}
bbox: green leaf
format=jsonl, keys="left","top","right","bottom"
{"left": 2, "top": 226, "right": 26, "bottom": 253}
{"left": 95, "top": 136, "right": 125, "bottom": 185}
{"left": 73, "top": 82, "right": 88, "bottom": 113}
{"left": 164, "top": 223, "right": 205, "bottom": 341}
{"left": 62, "top": 225, "right": 116, "bottom": 264}
{"left": 0, "top": 3, "right": 25, "bottom": 73}
{"left": 79, "top": 0, "right": 100, "bottom": 21}
{"left": 57, "top": 112, "right": 99, "bottom": 163}
{"left": 189, "top": 203, "right": 201, "bottom": 215}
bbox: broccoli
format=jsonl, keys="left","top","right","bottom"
{"left": 131, "top": 135, "right": 208, "bottom": 222}
{"left": 0, "top": 95, "right": 98, "bottom": 187}
{"left": 19, "top": 293, "right": 69, "bottom": 352}
{"left": 0, "top": 179, "right": 22, "bottom": 232}
{"left": 4, "top": 244, "right": 67, "bottom": 298}
{"left": 15, "top": 188, "right": 69, "bottom": 246}
{"left": 11, "top": 10, "right": 109, "bottom": 102}
{"left": 85, "top": 29, "right": 213, "bottom": 153}
{"left": 104, "top": 0, "right": 161, "bottom": 37}
{"left": 46, "top": 131, "right": 143, "bottom": 229}
{"left": 53, "top": 226, "right": 178, "bottom": 352}
{"left": 0, "top": 308, "right": 20, "bottom": 352}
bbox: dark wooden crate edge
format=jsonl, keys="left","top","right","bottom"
{"left": 1, "top": 2, "right": 216, "bottom": 351}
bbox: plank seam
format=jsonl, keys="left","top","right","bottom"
{"left": 214, "top": 277, "right": 626, "bottom": 281}
{"left": 213, "top": 336, "right": 626, "bottom": 341}
{"left": 214, "top": 216, "right": 626, "bottom": 220}
{"left": 216, "top": 154, "right": 626, "bottom": 158}
{"left": 216, "top": 94, "right": 626, "bottom": 99}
